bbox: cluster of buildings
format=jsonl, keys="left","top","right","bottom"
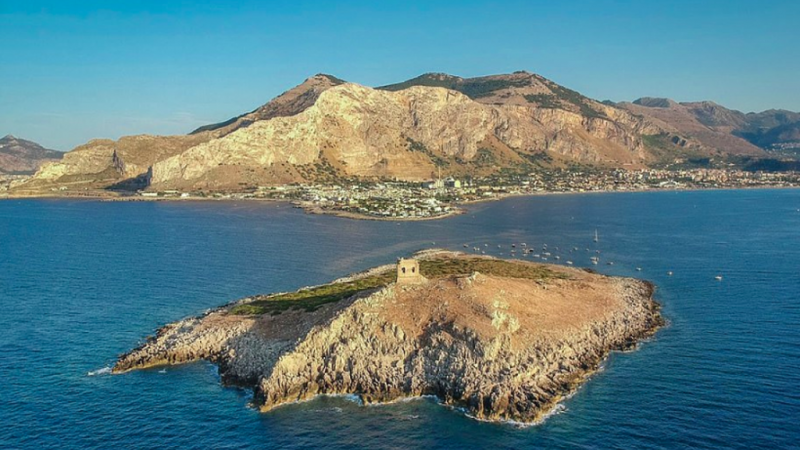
{"left": 128, "top": 168, "right": 800, "bottom": 219}
{"left": 0, "top": 174, "right": 30, "bottom": 193}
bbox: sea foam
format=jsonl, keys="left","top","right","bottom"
{"left": 87, "top": 366, "right": 112, "bottom": 377}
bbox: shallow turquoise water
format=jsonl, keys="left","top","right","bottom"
{"left": 1, "top": 189, "right": 799, "bottom": 449}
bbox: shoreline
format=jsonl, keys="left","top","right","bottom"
{"left": 2, "top": 185, "right": 797, "bottom": 222}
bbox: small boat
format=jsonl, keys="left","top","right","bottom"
{"left": 715, "top": 275, "right": 723, "bottom": 281}
{"left": 668, "top": 271, "right": 673, "bottom": 276}
{"left": 607, "top": 261, "right": 614, "bottom": 265}
{"left": 594, "top": 229, "right": 599, "bottom": 243}
{"left": 591, "top": 260, "right": 598, "bottom": 265}
{"left": 463, "top": 244, "right": 468, "bottom": 248}
{"left": 554, "top": 256, "right": 560, "bottom": 260}
{"left": 636, "top": 267, "right": 642, "bottom": 271}
{"left": 566, "top": 261, "right": 573, "bottom": 265}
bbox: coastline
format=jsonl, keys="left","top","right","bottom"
{"left": 3, "top": 184, "right": 797, "bottom": 222}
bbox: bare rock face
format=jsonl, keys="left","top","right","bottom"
{"left": 148, "top": 81, "right": 655, "bottom": 189}
{"left": 19, "top": 133, "right": 215, "bottom": 192}
{"left": 190, "top": 74, "right": 346, "bottom": 136}
{"left": 13, "top": 75, "right": 342, "bottom": 193}
{"left": 114, "top": 253, "right": 662, "bottom": 424}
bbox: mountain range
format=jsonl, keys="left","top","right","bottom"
{"left": 9, "top": 72, "right": 800, "bottom": 194}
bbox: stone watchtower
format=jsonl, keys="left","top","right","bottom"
{"left": 397, "top": 258, "right": 424, "bottom": 284}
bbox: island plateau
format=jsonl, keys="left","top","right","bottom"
{"left": 113, "top": 251, "right": 663, "bottom": 423}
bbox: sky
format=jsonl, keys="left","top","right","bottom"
{"left": 1, "top": 0, "right": 799, "bottom": 151}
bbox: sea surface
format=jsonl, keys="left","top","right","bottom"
{"left": 1, "top": 189, "right": 799, "bottom": 449}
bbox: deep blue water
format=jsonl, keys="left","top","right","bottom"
{"left": 1, "top": 189, "right": 799, "bottom": 449}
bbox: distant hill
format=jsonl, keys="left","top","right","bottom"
{"left": 0, "top": 135, "right": 62, "bottom": 175}
{"left": 620, "top": 98, "right": 800, "bottom": 153}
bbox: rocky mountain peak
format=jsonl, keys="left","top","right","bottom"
{"left": 190, "top": 73, "right": 347, "bottom": 136}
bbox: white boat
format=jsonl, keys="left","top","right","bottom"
{"left": 715, "top": 275, "right": 723, "bottom": 281}
{"left": 566, "top": 261, "right": 573, "bottom": 265}
{"left": 594, "top": 229, "right": 599, "bottom": 243}
{"left": 636, "top": 267, "right": 642, "bottom": 271}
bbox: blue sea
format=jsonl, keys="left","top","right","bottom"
{"left": 1, "top": 189, "right": 799, "bottom": 449}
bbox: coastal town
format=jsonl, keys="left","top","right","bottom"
{"left": 125, "top": 167, "right": 800, "bottom": 220}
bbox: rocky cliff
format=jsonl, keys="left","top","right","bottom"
{"left": 113, "top": 252, "right": 662, "bottom": 423}
{"left": 13, "top": 75, "right": 344, "bottom": 194}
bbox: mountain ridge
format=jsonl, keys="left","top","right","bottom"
{"left": 11, "top": 71, "right": 796, "bottom": 195}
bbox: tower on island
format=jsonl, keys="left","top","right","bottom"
{"left": 397, "top": 258, "right": 424, "bottom": 284}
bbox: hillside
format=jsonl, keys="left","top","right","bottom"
{"left": 13, "top": 75, "right": 345, "bottom": 194}
{"left": 619, "top": 98, "right": 800, "bottom": 155}
{"left": 0, "top": 135, "right": 62, "bottom": 175}
{"left": 147, "top": 80, "right": 659, "bottom": 190}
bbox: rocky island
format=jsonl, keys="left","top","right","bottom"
{"left": 113, "top": 250, "right": 663, "bottom": 423}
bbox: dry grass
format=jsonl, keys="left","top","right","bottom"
{"left": 229, "top": 256, "right": 568, "bottom": 316}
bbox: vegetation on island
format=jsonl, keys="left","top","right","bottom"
{"left": 229, "top": 257, "right": 567, "bottom": 316}
{"left": 229, "top": 271, "right": 396, "bottom": 316}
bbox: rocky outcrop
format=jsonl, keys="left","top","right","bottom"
{"left": 24, "top": 133, "right": 214, "bottom": 187}
{"left": 114, "top": 253, "right": 662, "bottom": 423}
